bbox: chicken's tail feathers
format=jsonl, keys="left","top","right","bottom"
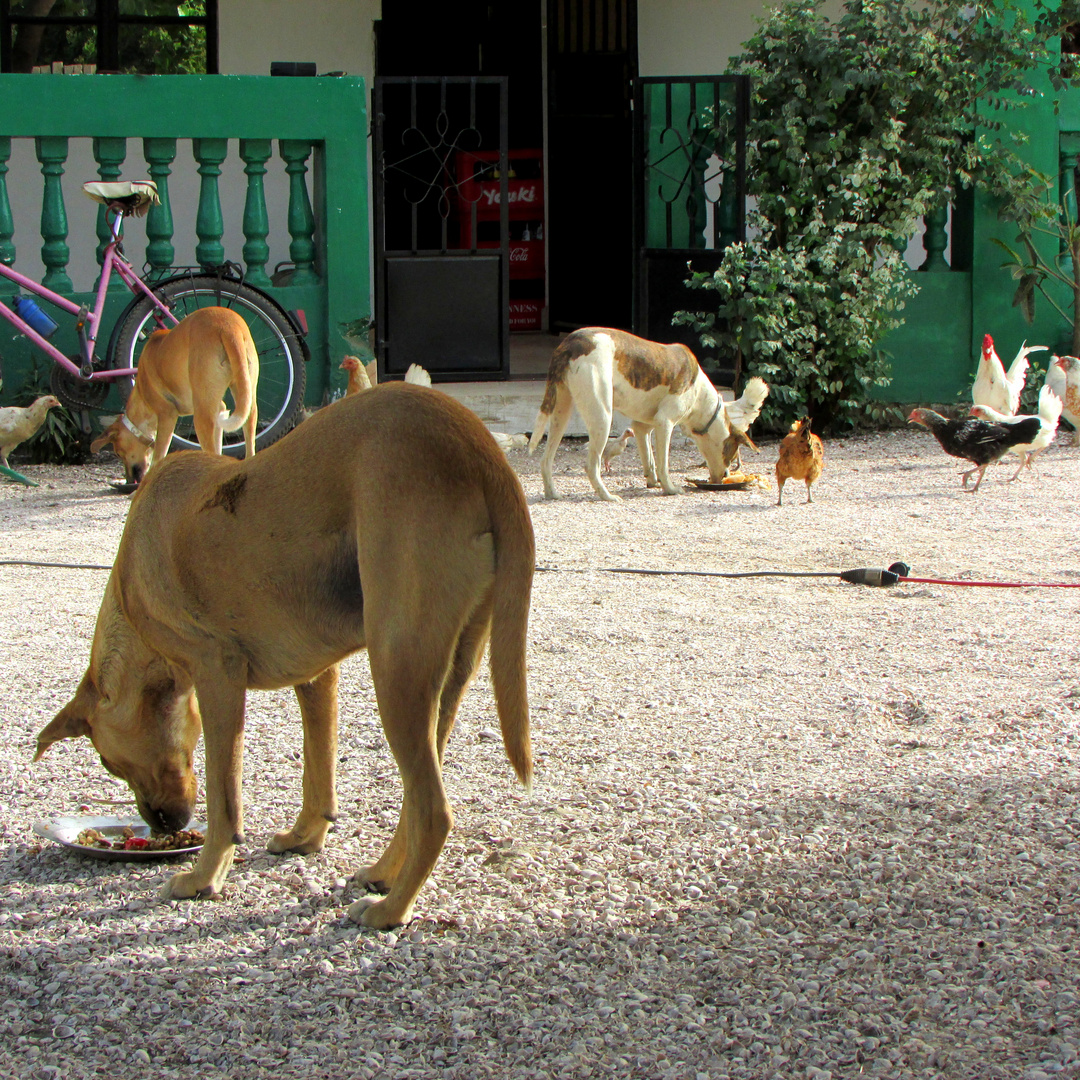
{"left": 1039, "top": 384, "right": 1064, "bottom": 423}
{"left": 725, "top": 376, "right": 770, "bottom": 429}
{"left": 404, "top": 363, "right": 432, "bottom": 387}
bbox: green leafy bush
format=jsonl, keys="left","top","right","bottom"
{"left": 677, "top": 0, "right": 1080, "bottom": 433}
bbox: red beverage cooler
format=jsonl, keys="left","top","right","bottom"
{"left": 456, "top": 148, "right": 545, "bottom": 330}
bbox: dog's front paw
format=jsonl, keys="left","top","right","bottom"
{"left": 347, "top": 894, "right": 412, "bottom": 930}
{"left": 159, "top": 869, "right": 222, "bottom": 901}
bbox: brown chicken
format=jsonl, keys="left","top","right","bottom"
{"left": 775, "top": 416, "right": 823, "bottom": 505}
{"left": 339, "top": 354, "right": 373, "bottom": 396}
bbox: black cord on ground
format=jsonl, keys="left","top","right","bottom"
{"left": 0, "top": 559, "right": 113, "bottom": 570}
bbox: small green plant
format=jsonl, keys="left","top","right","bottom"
{"left": 11, "top": 366, "right": 87, "bottom": 465}
{"left": 994, "top": 165, "right": 1080, "bottom": 355}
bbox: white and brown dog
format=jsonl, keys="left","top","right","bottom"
{"left": 92, "top": 305, "right": 259, "bottom": 486}
{"left": 528, "top": 327, "right": 768, "bottom": 501}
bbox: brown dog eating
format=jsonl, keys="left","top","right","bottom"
{"left": 91, "top": 305, "right": 260, "bottom": 485}
{"left": 36, "top": 383, "right": 535, "bottom": 929}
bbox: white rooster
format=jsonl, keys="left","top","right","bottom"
{"left": 968, "top": 384, "right": 1063, "bottom": 480}
{"left": 1044, "top": 354, "right": 1080, "bottom": 446}
{"left": 972, "top": 334, "right": 1045, "bottom": 417}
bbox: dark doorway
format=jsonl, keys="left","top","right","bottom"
{"left": 374, "top": 0, "right": 639, "bottom": 372}
{"left": 546, "top": 0, "right": 637, "bottom": 332}
{"left": 372, "top": 76, "right": 509, "bottom": 379}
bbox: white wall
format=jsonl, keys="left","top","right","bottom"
{"left": 638, "top": 0, "right": 846, "bottom": 78}
{"left": 218, "top": 0, "right": 379, "bottom": 79}
{"left": 638, "top": 0, "right": 763, "bottom": 77}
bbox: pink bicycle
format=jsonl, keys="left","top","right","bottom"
{"left": 0, "top": 180, "right": 307, "bottom": 453}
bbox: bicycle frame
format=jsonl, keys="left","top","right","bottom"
{"left": 0, "top": 206, "right": 178, "bottom": 384}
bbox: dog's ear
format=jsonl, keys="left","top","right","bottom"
{"left": 736, "top": 428, "right": 759, "bottom": 453}
{"left": 34, "top": 678, "right": 99, "bottom": 760}
{"left": 90, "top": 420, "right": 121, "bottom": 454}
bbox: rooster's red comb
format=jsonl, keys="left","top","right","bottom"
{"left": 982, "top": 333, "right": 994, "bottom": 353}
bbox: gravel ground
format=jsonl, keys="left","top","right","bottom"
{"left": 1, "top": 422, "right": 1079, "bottom": 1080}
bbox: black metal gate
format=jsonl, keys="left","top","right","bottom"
{"left": 372, "top": 76, "right": 509, "bottom": 380}
{"left": 633, "top": 75, "right": 749, "bottom": 383}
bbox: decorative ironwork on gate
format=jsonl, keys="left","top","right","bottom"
{"left": 633, "top": 75, "right": 749, "bottom": 382}
{"left": 373, "top": 76, "right": 509, "bottom": 379}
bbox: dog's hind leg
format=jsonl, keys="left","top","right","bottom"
{"left": 243, "top": 399, "right": 258, "bottom": 459}
{"left": 538, "top": 385, "right": 576, "bottom": 500}
{"left": 268, "top": 664, "right": 340, "bottom": 855}
{"left": 631, "top": 422, "right": 658, "bottom": 487}
{"left": 353, "top": 598, "right": 492, "bottom": 901}
{"left": 193, "top": 404, "right": 222, "bottom": 456}
{"left": 567, "top": 369, "right": 620, "bottom": 502}
{"left": 349, "top": 615, "right": 464, "bottom": 929}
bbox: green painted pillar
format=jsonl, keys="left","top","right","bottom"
{"left": 193, "top": 137, "right": 228, "bottom": 270}
{"left": 919, "top": 205, "right": 950, "bottom": 272}
{"left": 279, "top": 139, "right": 317, "bottom": 283}
{"left": 1060, "top": 146, "right": 1078, "bottom": 277}
{"left": 0, "top": 137, "right": 15, "bottom": 295}
{"left": 35, "top": 135, "right": 72, "bottom": 293}
{"left": 93, "top": 136, "right": 127, "bottom": 290}
{"left": 143, "top": 136, "right": 177, "bottom": 277}
{"left": 240, "top": 138, "right": 273, "bottom": 287}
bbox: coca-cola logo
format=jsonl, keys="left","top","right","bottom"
{"left": 510, "top": 246, "right": 530, "bottom": 261}
{"left": 480, "top": 183, "right": 538, "bottom": 207}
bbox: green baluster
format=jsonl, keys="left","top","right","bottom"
{"left": 143, "top": 137, "right": 177, "bottom": 278}
{"left": 1060, "top": 145, "right": 1079, "bottom": 276}
{"left": 918, "top": 204, "right": 950, "bottom": 271}
{"left": 93, "top": 136, "right": 127, "bottom": 290}
{"left": 0, "top": 137, "right": 15, "bottom": 295}
{"left": 716, "top": 167, "right": 739, "bottom": 249}
{"left": 193, "top": 137, "right": 228, "bottom": 270}
{"left": 279, "top": 139, "right": 317, "bottom": 283}
{"left": 36, "top": 136, "right": 72, "bottom": 293}
{"left": 240, "top": 138, "right": 272, "bottom": 287}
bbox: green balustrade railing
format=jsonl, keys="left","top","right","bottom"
{"left": 0, "top": 74, "right": 369, "bottom": 409}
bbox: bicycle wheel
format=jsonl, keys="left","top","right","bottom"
{"left": 109, "top": 275, "right": 307, "bottom": 455}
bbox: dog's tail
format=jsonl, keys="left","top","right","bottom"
{"left": 526, "top": 408, "right": 549, "bottom": 456}
{"left": 485, "top": 455, "right": 536, "bottom": 790}
{"left": 218, "top": 328, "right": 259, "bottom": 434}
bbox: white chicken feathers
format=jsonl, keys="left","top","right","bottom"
{"left": 404, "top": 363, "right": 432, "bottom": 387}
{"left": 1044, "top": 354, "right": 1080, "bottom": 446}
{"left": 972, "top": 334, "right": 1045, "bottom": 417}
{"left": 969, "top": 384, "right": 1063, "bottom": 479}
{"left": 723, "top": 376, "right": 769, "bottom": 431}
{"left": 601, "top": 428, "right": 634, "bottom": 472}
{"left": 1, "top": 394, "right": 61, "bottom": 470}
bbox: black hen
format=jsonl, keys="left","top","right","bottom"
{"left": 908, "top": 408, "right": 1042, "bottom": 492}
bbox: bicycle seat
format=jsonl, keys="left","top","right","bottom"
{"left": 82, "top": 180, "right": 160, "bottom": 215}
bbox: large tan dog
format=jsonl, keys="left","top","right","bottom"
{"left": 36, "top": 384, "right": 535, "bottom": 930}
{"left": 91, "top": 305, "right": 260, "bottom": 485}
{"left": 529, "top": 327, "right": 768, "bottom": 501}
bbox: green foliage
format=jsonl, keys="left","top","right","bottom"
{"left": 677, "top": 0, "right": 1080, "bottom": 433}
{"left": 677, "top": 235, "right": 914, "bottom": 432}
{"left": 11, "top": 366, "right": 87, "bottom": 465}
{"left": 11, "top": 2, "right": 207, "bottom": 75}
{"left": 994, "top": 165, "right": 1080, "bottom": 354}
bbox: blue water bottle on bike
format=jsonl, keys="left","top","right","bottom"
{"left": 12, "top": 295, "right": 59, "bottom": 339}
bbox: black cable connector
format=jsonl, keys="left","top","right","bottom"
{"left": 838, "top": 567, "right": 901, "bottom": 587}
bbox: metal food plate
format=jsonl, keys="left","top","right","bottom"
{"left": 33, "top": 814, "right": 205, "bottom": 862}
{"left": 686, "top": 477, "right": 753, "bottom": 491}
